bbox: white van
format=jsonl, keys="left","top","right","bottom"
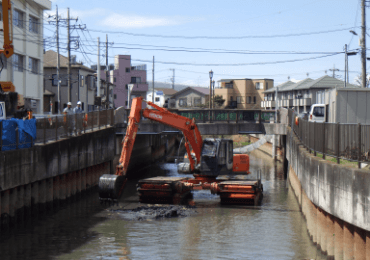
{"left": 308, "top": 104, "right": 326, "bottom": 122}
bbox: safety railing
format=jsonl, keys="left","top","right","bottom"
{"left": 288, "top": 109, "right": 370, "bottom": 168}
{"left": 124, "top": 108, "right": 277, "bottom": 124}
{"left": 35, "top": 109, "right": 114, "bottom": 144}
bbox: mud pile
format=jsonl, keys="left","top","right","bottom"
{"left": 112, "top": 205, "right": 197, "bottom": 221}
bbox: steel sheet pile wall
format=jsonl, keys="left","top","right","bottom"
{"left": 0, "top": 127, "right": 115, "bottom": 228}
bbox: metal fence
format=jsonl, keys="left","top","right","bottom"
{"left": 288, "top": 109, "right": 370, "bottom": 168}
{"left": 125, "top": 109, "right": 277, "bottom": 124}
{"left": 35, "top": 109, "right": 114, "bottom": 144}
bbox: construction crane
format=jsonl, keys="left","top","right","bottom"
{"left": 99, "top": 97, "right": 263, "bottom": 205}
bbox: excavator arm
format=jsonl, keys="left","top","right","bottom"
{"left": 0, "top": 0, "right": 14, "bottom": 58}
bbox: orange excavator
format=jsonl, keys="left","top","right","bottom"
{"left": 98, "top": 97, "right": 263, "bottom": 205}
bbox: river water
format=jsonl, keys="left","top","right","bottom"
{"left": 0, "top": 150, "right": 325, "bottom": 260}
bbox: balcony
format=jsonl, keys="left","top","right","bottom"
{"left": 299, "top": 98, "right": 311, "bottom": 106}
{"left": 293, "top": 99, "right": 300, "bottom": 106}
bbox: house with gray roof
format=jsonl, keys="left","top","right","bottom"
{"left": 169, "top": 87, "right": 209, "bottom": 108}
{"left": 262, "top": 75, "right": 359, "bottom": 113}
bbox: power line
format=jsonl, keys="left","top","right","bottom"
{"left": 88, "top": 27, "right": 355, "bottom": 40}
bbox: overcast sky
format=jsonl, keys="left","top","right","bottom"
{"left": 45, "top": 0, "right": 364, "bottom": 87}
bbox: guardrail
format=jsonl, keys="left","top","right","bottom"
{"left": 124, "top": 108, "right": 278, "bottom": 124}
{"left": 288, "top": 109, "right": 370, "bottom": 168}
{"left": 35, "top": 109, "right": 114, "bottom": 144}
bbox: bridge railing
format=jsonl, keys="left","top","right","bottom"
{"left": 167, "top": 109, "right": 276, "bottom": 123}
{"left": 288, "top": 109, "right": 370, "bottom": 168}
{"left": 35, "top": 109, "right": 114, "bottom": 144}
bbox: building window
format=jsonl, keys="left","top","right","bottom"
{"left": 253, "top": 96, "right": 256, "bottom": 104}
{"left": 230, "top": 96, "right": 233, "bottom": 101}
{"left": 126, "top": 68, "right": 130, "bottom": 73}
{"left": 155, "top": 97, "right": 160, "bottom": 102}
{"left": 194, "top": 98, "right": 201, "bottom": 107}
{"left": 130, "top": 77, "right": 141, "bottom": 83}
{"left": 225, "top": 83, "right": 233, "bottom": 89}
{"left": 0, "top": 4, "right": 2, "bottom": 21}
{"left": 80, "top": 75, "right": 84, "bottom": 87}
{"left": 255, "top": 82, "right": 264, "bottom": 90}
{"left": 0, "top": 54, "right": 7, "bottom": 69}
{"left": 29, "top": 57, "right": 38, "bottom": 74}
{"left": 114, "top": 94, "right": 117, "bottom": 99}
{"left": 246, "top": 96, "right": 251, "bottom": 104}
{"left": 52, "top": 74, "right": 67, "bottom": 86}
{"left": 266, "top": 82, "right": 268, "bottom": 90}
{"left": 13, "top": 54, "right": 23, "bottom": 72}
{"left": 237, "top": 96, "right": 242, "bottom": 104}
{"left": 179, "top": 98, "right": 187, "bottom": 107}
{"left": 13, "top": 9, "right": 24, "bottom": 28}
{"left": 29, "top": 15, "right": 39, "bottom": 33}
{"left": 125, "top": 101, "right": 128, "bottom": 106}
{"left": 114, "top": 77, "right": 116, "bottom": 82}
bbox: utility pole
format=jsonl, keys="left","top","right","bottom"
{"left": 106, "top": 34, "right": 109, "bottom": 108}
{"left": 152, "top": 56, "right": 154, "bottom": 103}
{"left": 361, "top": 0, "right": 367, "bottom": 88}
{"left": 329, "top": 65, "right": 339, "bottom": 78}
{"left": 344, "top": 44, "right": 347, "bottom": 88}
{"left": 97, "top": 37, "right": 100, "bottom": 98}
{"left": 170, "top": 69, "right": 175, "bottom": 89}
{"left": 56, "top": 5, "right": 61, "bottom": 113}
{"left": 67, "top": 8, "right": 71, "bottom": 103}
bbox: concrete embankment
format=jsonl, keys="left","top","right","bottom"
{"left": 0, "top": 127, "right": 116, "bottom": 228}
{"left": 286, "top": 127, "right": 370, "bottom": 259}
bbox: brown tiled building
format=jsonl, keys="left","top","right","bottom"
{"left": 215, "top": 78, "right": 274, "bottom": 109}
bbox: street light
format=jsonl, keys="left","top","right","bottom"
{"left": 209, "top": 70, "right": 213, "bottom": 109}
{"left": 212, "top": 80, "right": 215, "bottom": 109}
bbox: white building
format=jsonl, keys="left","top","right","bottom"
{"left": 0, "top": 0, "right": 51, "bottom": 113}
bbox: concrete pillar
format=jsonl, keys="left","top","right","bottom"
{"left": 16, "top": 186, "right": 24, "bottom": 225}
{"left": 327, "top": 214, "right": 335, "bottom": 259}
{"left": 38, "top": 180, "right": 46, "bottom": 214}
{"left": 53, "top": 176, "right": 60, "bottom": 208}
{"left": 46, "top": 178, "right": 53, "bottom": 212}
{"left": 9, "top": 188, "right": 16, "bottom": 226}
{"left": 24, "top": 184, "right": 31, "bottom": 224}
{"left": 81, "top": 169, "right": 86, "bottom": 192}
{"left": 354, "top": 227, "right": 366, "bottom": 260}
{"left": 1, "top": 190, "right": 10, "bottom": 228}
{"left": 343, "top": 222, "right": 354, "bottom": 260}
{"left": 334, "top": 217, "right": 344, "bottom": 260}
{"left": 31, "top": 182, "right": 39, "bottom": 219}
{"left": 366, "top": 231, "right": 370, "bottom": 260}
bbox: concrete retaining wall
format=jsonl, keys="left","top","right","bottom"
{"left": 287, "top": 127, "right": 370, "bottom": 259}
{"left": 0, "top": 127, "right": 116, "bottom": 229}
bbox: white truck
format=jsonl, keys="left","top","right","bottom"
{"left": 308, "top": 104, "right": 327, "bottom": 122}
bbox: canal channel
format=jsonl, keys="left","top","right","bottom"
{"left": 0, "top": 149, "right": 326, "bottom": 260}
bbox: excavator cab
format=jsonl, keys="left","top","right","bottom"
{"left": 199, "top": 139, "right": 233, "bottom": 177}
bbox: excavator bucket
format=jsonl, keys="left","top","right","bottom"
{"left": 98, "top": 174, "right": 127, "bottom": 201}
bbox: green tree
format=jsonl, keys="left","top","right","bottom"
{"left": 214, "top": 95, "right": 225, "bottom": 108}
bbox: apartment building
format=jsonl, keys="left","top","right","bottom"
{"left": 44, "top": 50, "right": 105, "bottom": 113}
{"left": 0, "top": 0, "right": 51, "bottom": 113}
{"left": 262, "top": 75, "right": 359, "bottom": 113}
{"left": 215, "top": 78, "right": 274, "bottom": 109}
{"left": 100, "top": 55, "right": 148, "bottom": 108}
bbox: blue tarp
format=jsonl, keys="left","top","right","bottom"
{"left": 1, "top": 118, "right": 36, "bottom": 151}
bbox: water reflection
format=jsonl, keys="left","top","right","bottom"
{"left": 0, "top": 149, "right": 325, "bottom": 260}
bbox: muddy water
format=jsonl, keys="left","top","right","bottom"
{"left": 0, "top": 150, "right": 325, "bottom": 260}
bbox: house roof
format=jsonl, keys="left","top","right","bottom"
{"left": 171, "top": 87, "right": 209, "bottom": 98}
{"left": 149, "top": 88, "right": 178, "bottom": 95}
{"left": 44, "top": 50, "right": 95, "bottom": 72}
{"left": 264, "top": 81, "right": 295, "bottom": 93}
{"left": 300, "top": 75, "right": 359, "bottom": 89}
{"left": 280, "top": 78, "right": 313, "bottom": 91}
